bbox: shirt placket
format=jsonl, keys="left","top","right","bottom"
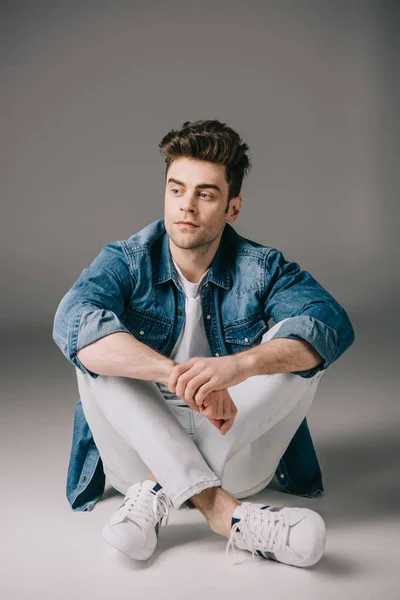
{"left": 201, "top": 283, "right": 223, "bottom": 358}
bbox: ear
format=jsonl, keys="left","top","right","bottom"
{"left": 227, "top": 196, "right": 242, "bottom": 223}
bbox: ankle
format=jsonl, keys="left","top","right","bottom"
{"left": 190, "top": 486, "right": 241, "bottom": 537}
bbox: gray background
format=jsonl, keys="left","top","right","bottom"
{"left": 2, "top": 1, "right": 399, "bottom": 599}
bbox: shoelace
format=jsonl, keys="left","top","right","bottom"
{"left": 225, "top": 505, "right": 290, "bottom": 562}
{"left": 117, "top": 486, "right": 172, "bottom": 532}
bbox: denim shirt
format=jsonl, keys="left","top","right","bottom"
{"left": 52, "top": 218, "right": 355, "bottom": 511}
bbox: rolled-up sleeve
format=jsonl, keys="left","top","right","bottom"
{"left": 52, "top": 241, "right": 134, "bottom": 378}
{"left": 262, "top": 248, "right": 355, "bottom": 378}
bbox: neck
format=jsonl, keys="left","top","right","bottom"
{"left": 169, "top": 236, "right": 221, "bottom": 283}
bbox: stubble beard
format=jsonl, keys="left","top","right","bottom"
{"left": 170, "top": 221, "right": 226, "bottom": 252}
{"left": 171, "top": 232, "right": 213, "bottom": 251}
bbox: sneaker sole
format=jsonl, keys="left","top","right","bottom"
{"left": 101, "top": 522, "right": 156, "bottom": 561}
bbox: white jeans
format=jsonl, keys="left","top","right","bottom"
{"left": 76, "top": 319, "right": 325, "bottom": 509}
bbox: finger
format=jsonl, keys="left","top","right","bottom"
{"left": 175, "top": 362, "right": 206, "bottom": 398}
{"left": 175, "top": 368, "right": 197, "bottom": 399}
{"left": 207, "top": 417, "right": 224, "bottom": 431}
{"left": 199, "top": 404, "right": 213, "bottom": 417}
{"left": 218, "top": 396, "right": 229, "bottom": 420}
{"left": 199, "top": 404, "right": 219, "bottom": 422}
{"left": 203, "top": 394, "right": 212, "bottom": 408}
{"left": 183, "top": 373, "right": 210, "bottom": 404}
{"left": 200, "top": 402, "right": 228, "bottom": 421}
{"left": 220, "top": 415, "right": 235, "bottom": 435}
{"left": 168, "top": 363, "right": 191, "bottom": 393}
{"left": 192, "top": 381, "right": 214, "bottom": 405}
{"left": 186, "top": 399, "right": 201, "bottom": 412}
{"left": 222, "top": 404, "right": 232, "bottom": 420}
{"left": 212, "top": 396, "right": 221, "bottom": 420}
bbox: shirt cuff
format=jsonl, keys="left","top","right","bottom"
{"left": 267, "top": 315, "right": 338, "bottom": 378}
{"left": 67, "top": 309, "right": 132, "bottom": 378}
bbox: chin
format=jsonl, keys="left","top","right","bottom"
{"left": 172, "top": 238, "right": 199, "bottom": 250}
{"left": 171, "top": 233, "right": 205, "bottom": 250}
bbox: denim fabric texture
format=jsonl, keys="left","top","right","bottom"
{"left": 53, "top": 218, "right": 355, "bottom": 511}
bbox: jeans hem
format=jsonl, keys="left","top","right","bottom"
{"left": 170, "top": 477, "right": 222, "bottom": 509}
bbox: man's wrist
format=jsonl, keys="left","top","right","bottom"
{"left": 233, "top": 350, "right": 258, "bottom": 380}
{"left": 159, "top": 358, "right": 177, "bottom": 386}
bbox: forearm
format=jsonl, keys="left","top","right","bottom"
{"left": 76, "top": 332, "right": 176, "bottom": 385}
{"left": 237, "top": 338, "right": 324, "bottom": 378}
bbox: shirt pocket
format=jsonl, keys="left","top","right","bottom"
{"left": 122, "top": 307, "right": 172, "bottom": 352}
{"left": 223, "top": 312, "right": 269, "bottom": 354}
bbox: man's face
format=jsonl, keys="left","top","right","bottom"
{"left": 164, "top": 157, "right": 240, "bottom": 251}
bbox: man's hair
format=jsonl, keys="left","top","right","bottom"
{"left": 159, "top": 119, "right": 252, "bottom": 211}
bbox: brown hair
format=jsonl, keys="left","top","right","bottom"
{"left": 159, "top": 119, "right": 252, "bottom": 211}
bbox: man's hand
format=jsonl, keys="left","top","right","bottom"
{"left": 199, "top": 388, "right": 238, "bottom": 435}
{"left": 167, "top": 355, "right": 248, "bottom": 406}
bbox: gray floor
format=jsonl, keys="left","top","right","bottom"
{"left": 2, "top": 314, "right": 399, "bottom": 600}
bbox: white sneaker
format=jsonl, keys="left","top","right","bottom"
{"left": 101, "top": 480, "right": 172, "bottom": 560}
{"left": 226, "top": 502, "right": 326, "bottom": 568}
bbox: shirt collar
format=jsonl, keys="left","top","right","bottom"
{"left": 153, "top": 219, "right": 235, "bottom": 290}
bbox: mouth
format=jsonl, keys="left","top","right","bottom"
{"left": 176, "top": 222, "right": 199, "bottom": 228}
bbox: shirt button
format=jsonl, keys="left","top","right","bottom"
{"left": 139, "top": 330, "right": 145, "bottom": 335}
{"left": 280, "top": 474, "right": 285, "bottom": 479}
{"left": 206, "top": 314, "right": 211, "bottom": 319}
{"left": 215, "top": 352, "right": 220, "bottom": 357}
{"left": 244, "top": 337, "right": 249, "bottom": 342}
{"left": 177, "top": 309, "right": 182, "bottom": 316}
{"left": 81, "top": 476, "right": 87, "bottom": 482}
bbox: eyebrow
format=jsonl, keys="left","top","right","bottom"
{"left": 167, "top": 178, "right": 222, "bottom": 194}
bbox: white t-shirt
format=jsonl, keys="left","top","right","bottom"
{"left": 156, "top": 259, "right": 213, "bottom": 406}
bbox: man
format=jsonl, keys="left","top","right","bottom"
{"left": 52, "top": 119, "right": 355, "bottom": 568}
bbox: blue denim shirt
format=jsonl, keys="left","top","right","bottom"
{"left": 52, "top": 218, "right": 355, "bottom": 511}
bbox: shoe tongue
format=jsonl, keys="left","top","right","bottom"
{"left": 142, "top": 479, "right": 161, "bottom": 490}
{"left": 140, "top": 479, "right": 161, "bottom": 493}
{"left": 230, "top": 502, "right": 249, "bottom": 527}
{"left": 125, "top": 479, "right": 160, "bottom": 498}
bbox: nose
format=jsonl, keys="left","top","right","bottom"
{"left": 180, "top": 193, "right": 197, "bottom": 214}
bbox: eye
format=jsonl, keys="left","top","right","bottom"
{"left": 199, "top": 192, "right": 211, "bottom": 199}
